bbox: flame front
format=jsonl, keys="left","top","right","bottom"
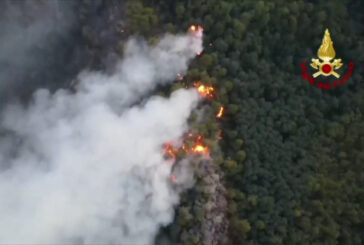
{"left": 165, "top": 25, "right": 213, "bottom": 183}
{"left": 216, "top": 107, "right": 224, "bottom": 118}
{"left": 184, "top": 134, "right": 210, "bottom": 156}
{"left": 194, "top": 82, "right": 214, "bottom": 99}
{"left": 192, "top": 144, "right": 209, "bottom": 155}
{"left": 189, "top": 25, "right": 204, "bottom": 40}
{"left": 189, "top": 25, "right": 203, "bottom": 33}
{"left": 164, "top": 134, "right": 210, "bottom": 183}
{"left": 163, "top": 133, "right": 210, "bottom": 162}
{"left": 164, "top": 143, "right": 178, "bottom": 160}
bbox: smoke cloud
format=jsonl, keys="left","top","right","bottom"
{"left": 0, "top": 1, "right": 77, "bottom": 101}
{"left": 0, "top": 30, "right": 203, "bottom": 244}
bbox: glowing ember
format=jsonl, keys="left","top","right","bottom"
{"left": 193, "top": 134, "right": 209, "bottom": 155}
{"left": 216, "top": 107, "right": 224, "bottom": 118}
{"left": 164, "top": 143, "right": 177, "bottom": 160}
{"left": 193, "top": 144, "right": 208, "bottom": 153}
{"left": 194, "top": 82, "right": 214, "bottom": 99}
{"left": 182, "top": 133, "right": 210, "bottom": 156}
{"left": 189, "top": 25, "right": 203, "bottom": 33}
{"left": 163, "top": 134, "right": 210, "bottom": 169}
{"left": 188, "top": 25, "right": 204, "bottom": 55}
{"left": 189, "top": 25, "right": 204, "bottom": 38}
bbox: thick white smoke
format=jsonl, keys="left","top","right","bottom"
{"left": 0, "top": 1, "right": 75, "bottom": 100}
{"left": 0, "top": 32, "right": 203, "bottom": 244}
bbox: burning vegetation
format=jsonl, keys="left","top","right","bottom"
{"left": 194, "top": 82, "right": 214, "bottom": 99}
{"left": 163, "top": 133, "right": 210, "bottom": 162}
{"left": 216, "top": 107, "right": 224, "bottom": 118}
{"left": 189, "top": 25, "right": 204, "bottom": 34}
{"left": 165, "top": 26, "right": 226, "bottom": 184}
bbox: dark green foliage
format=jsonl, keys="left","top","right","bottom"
{"left": 126, "top": 1, "right": 158, "bottom": 35}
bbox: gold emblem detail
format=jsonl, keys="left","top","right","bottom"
{"left": 310, "top": 29, "right": 343, "bottom": 78}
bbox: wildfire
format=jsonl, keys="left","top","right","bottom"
{"left": 194, "top": 82, "right": 214, "bottom": 99}
{"left": 183, "top": 134, "right": 210, "bottom": 156}
{"left": 164, "top": 143, "right": 178, "bottom": 160}
{"left": 189, "top": 25, "right": 203, "bottom": 33}
{"left": 188, "top": 25, "right": 204, "bottom": 56}
{"left": 164, "top": 25, "right": 224, "bottom": 183}
{"left": 163, "top": 133, "right": 210, "bottom": 162}
{"left": 216, "top": 107, "right": 224, "bottom": 118}
{"left": 192, "top": 144, "right": 209, "bottom": 155}
{"left": 164, "top": 134, "right": 210, "bottom": 183}
{"left": 189, "top": 25, "right": 204, "bottom": 39}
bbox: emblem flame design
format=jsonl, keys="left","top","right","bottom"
{"left": 310, "top": 29, "right": 343, "bottom": 78}
{"left": 318, "top": 29, "right": 336, "bottom": 61}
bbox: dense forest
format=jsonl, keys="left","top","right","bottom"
{"left": 1, "top": 0, "right": 363, "bottom": 244}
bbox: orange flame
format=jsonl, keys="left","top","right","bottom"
{"left": 193, "top": 135, "right": 209, "bottom": 155}
{"left": 189, "top": 25, "right": 203, "bottom": 32}
{"left": 188, "top": 25, "right": 203, "bottom": 56}
{"left": 216, "top": 107, "right": 224, "bottom": 118}
{"left": 182, "top": 134, "right": 210, "bottom": 156}
{"left": 193, "top": 144, "right": 209, "bottom": 155}
{"left": 164, "top": 143, "right": 178, "bottom": 160}
{"left": 194, "top": 82, "right": 214, "bottom": 99}
{"left": 189, "top": 25, "right": 204, "bottom": 35}
{"left": 163, "top": 133, "right": 210, "bottom": 165}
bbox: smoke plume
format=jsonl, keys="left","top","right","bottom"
{"left": 0, "top": 30, "right": 203, "bottom": 244}
{"left": 0, "top": 1, "right": 77, "bottom": 102}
